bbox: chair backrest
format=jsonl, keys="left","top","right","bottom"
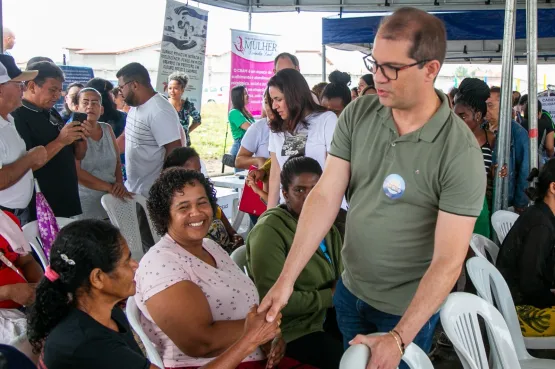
{"left": 440, "top": 292, "right": 522, "bottom": 369}
{"left": 469, "top": 234, "right": 500, "bottom": 264}
{"left": 340, "top": 334, "right": 434, "bottom": 369}
{"left": 125, "top": 297, "right": 164, "bottom": 368}
{"left": 465, "top": 257, "right": 529, "bottom": 358}
{"left": 101, "top": 194, "right": 160, "bottom": 261}
{"left": 230, "top": 245, "right": 247, "bottom": 273}
{"left": 491, "top": 210, "right": 519, "bottom": 243}
{"left": 22, "top": 217, "right": 75, "bottom": 269}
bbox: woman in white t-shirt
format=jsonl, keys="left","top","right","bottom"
{"left": 266, "top": 68, "right": 338, "bottom": 208}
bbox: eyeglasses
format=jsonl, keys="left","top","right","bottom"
{"left": 118, "top": 80, "right": 135, "bottom": 89}
{"left": 1, "top": 81, "right": 25, "bottom": 88}
{"left": 363, "top": 55, "right": 430, "bottom": 81}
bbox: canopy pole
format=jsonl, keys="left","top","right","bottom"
{"left": 248, "top": 0, "right": 252, "bottom": 30}
{"left": 322, "top": 44, "right": 326, "bottom": 82}
{"left": 493, "top": 0, "right": 517, "bottom": 213}
{"left": 0, "top": 0, "right": 3, "bottom": 54}
{"left": 527, "top": 0, "right": 538, "bottom": 182}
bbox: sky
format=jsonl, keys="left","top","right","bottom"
{"left": 4, "top": 0, "right": 554, "bottom": 91}
{"left": 4, "top": 0, "right": 335, "bottom": 63}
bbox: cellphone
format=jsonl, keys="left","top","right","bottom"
{"left": 73, "top": 112, "right": 88, "bottom": 123}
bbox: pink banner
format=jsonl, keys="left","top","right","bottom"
{"left": 230, "top": 30, "right": 281, "bottom": 117}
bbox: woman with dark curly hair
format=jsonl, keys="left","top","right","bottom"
{"left": 168, "top": 72, "right": 202, "bottom": 147}
{"left": 163, "top": 147, "right": 243, "bottom": 252}
{"left": 135, "top": 169, "right": 287, "bottom": 369}
{"left": 26, "top": 219, "right": 278, "bottom": 369}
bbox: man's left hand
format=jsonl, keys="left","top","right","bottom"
{"left": 350, "top": 334, "right": 403, "bottom": 369}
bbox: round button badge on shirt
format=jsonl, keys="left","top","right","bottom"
{"left": 383, "top": 174, "right": 406, "bottom": 200}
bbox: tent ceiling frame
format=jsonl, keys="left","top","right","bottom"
{"left": 197, "top": 0, "right": 554, "bottom": 13}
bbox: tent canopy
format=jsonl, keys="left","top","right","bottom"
{"left": 322, "top": 9, "right": 555, "bottom": 63}
{"left": 195, "top": 0, "right": 554, "bottom": 13}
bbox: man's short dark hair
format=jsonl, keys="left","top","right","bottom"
{"left": 26, "top": 62, "right": 65, "bottom": 87}
{"left": 116, "top": 62, "right": 151, "bottom": 87}
{"left": 274, "top": 53, "right": 299, "bottom": 69}
{"left": 26, "top": 56, "right": 54, "bottom": 70}
{"left": 377, "top": 7, "right": 447, "bottom": 66}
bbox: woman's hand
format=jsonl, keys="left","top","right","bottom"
{"left": 492, "top": 164, "right": 508, "bottom": 178}
{"left": 248, "top": 168, "right": 267, "bottom": 184}
{"left": 261, "top": 336, "right": 286, "bottom": 368}
{"left": 242, "top": 305, "right": 282, "bottom": 351}
{"left": 111, "top": 183, "right": 133, "bottom": 200}
{"left": 246, "top": 177, "right": 265, "bottom": 196}
{"left": 231, "top": 234, "right": 244, "bottom": 249}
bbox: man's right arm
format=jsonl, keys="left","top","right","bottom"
{"left": 0, "top": 154, "right": 35, "bottom": 190}
{"left": 258, "top": 155, "right": 350, "bottom": 320}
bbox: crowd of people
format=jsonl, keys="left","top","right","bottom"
{"left": 0, "top": 6, "right": 554, "bottom": 369}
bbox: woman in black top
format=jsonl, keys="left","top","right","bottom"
{"left": 496, "top": 160, "right": 555, "bottom": 337}
{"left": 26, "top": 220, "right": 281, "bottom": 369}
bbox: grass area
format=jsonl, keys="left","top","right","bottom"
{"left": 191, "top": 103, "right": 234, "bottom": 160}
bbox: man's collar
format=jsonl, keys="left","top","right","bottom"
{"left": 377, "top": 89, "right": 451, "bottom": 142}
{"left": 0, "top": 114, "right": 13, "bottom": 128}
{"left": 21, "top": 99, "right": 50, "bottom": 114}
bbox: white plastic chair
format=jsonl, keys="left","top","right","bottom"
{"left": 491, "top": 210, "right": 519, "bottom": 244}
{"left": 230, "top": 245, "right": 247, "bottom": 273}
{"left": 125, "top": 297, "right": 164, "bottom": 368}
{"left": 22, "top": 217, "right": 75, "bottom": 268}
{"left": 101, "top": 194, "right": 160, "bottom": 261}
{"left": 469, "top": 233, "right": 500, "bottom": 264}
{"left": 466, "top": 257, "right": 555, "bottom": 368}
{"left": 440, "top": 292, "right": 522, "bottom": 369}
{"left": 340, "top": 333, "right": 434, "bottom": 369}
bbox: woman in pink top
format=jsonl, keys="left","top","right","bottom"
{"left": 134, "top": 169, "right": 287, "bottom": 369}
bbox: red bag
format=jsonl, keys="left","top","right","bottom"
{"left": 0, "top": 211, "right": 26, "bottom": 309}
{"left": 239, "top": 166, "right": 267, "bottom": 216}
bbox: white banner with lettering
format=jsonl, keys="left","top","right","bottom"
{"left": 156, "top": 0, "right": 208, "bottom": 109}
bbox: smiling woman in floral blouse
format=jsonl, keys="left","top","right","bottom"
{"left": 167, "top": 72, "right": 202, "bottom": 147}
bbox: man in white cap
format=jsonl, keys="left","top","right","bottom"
{"left": 0, "top": 55, "right": 47, "bottom": 224}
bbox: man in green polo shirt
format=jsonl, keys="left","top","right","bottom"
{"left": 258, "top": 7, "right": 485, "bottom": 369}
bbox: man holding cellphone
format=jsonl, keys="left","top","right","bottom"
{"left": 13, "top": 61, "right": 91, "bottom": 221}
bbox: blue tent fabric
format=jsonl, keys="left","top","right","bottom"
{"left": 322, "top": 9, "right": 555, "bottom": 45}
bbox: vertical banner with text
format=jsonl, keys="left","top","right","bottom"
{"left": 230, "top": 30, "right": 281, "bottom": 116}
{"left": 157, "top": 1, "right": 208, "bottom": 109}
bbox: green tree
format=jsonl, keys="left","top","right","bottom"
{"left": 454, "top": 66, "right": 476, "bottom": 79}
